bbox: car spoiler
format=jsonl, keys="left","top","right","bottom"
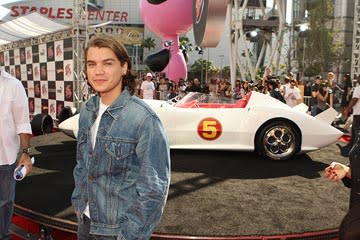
{"left": 293, "top": 103, "right": 308, "bottom": 113}
{"left": 293, "top": 103, "right": 337, "bottom": 125}
{"left": 58, "top": 114, "right": 79, "bottom": 139}
{"left": 315, "top": 107, "right": 337, "bottom": 125}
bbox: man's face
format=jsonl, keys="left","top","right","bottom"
{"left": 65, "top": 85, "right": 72, "bottom": 97}
{"left": 65, "top": 64, "right": 72, "bottom": 76}
{"left": 86, "top": 47, "right": 126, "bottom": 99}
{"left": 290, "top": 81, "right": 296, "bottom": 88}
{"left": 266, "top": 68, "right": 272, "bottom": 75}
{"left": 48, "top": 46, "right": 54, "bottom": 59}
{"left": 35, "top": 83, "right": 40, "bottom": 94}
{"left": 40, "top": 66, "right": 46, "bottom": 77}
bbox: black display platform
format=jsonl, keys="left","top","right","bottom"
{"left": 14, "top": 132, "right": 350, "bottom": 238}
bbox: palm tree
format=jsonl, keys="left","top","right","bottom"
{"left": 179, "top": 36, "right": 190, "bottom": 48}
{"left": 142, "top": 37, "right": 156, "bottom": 52}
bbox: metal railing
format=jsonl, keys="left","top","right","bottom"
{"left": 303, "top": 96, "right": 311, "bottom": 106}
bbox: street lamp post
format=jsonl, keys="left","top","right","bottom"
{"left": 200, "top": 53, "right": 204, "bottom": 85}
{"left": 196, "top": 46, "right": 204, "bottom": 85}
{"left": 298, "top": 23, "right": 309, "bottom": 80}
{"left": 219, "top": 54, "right": 224, "bottom": 77}
{"left": 302, "top": 38, "right": 306, "bottom": 79}
{"left": 133, "top": 44, "right": 141, "bottom": 74}
{"left": 206, "top": 48, "right": 210, "bottom": 84}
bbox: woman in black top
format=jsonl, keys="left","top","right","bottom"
{"left": 324, "top": 134, "right": 360, "bottom": 240}
{"left": 341, "top": 74, "right": 353, "bottom": 110}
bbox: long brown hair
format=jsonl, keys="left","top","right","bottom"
{"left": 85, "top": 35, "right": 136, "bottom": 95}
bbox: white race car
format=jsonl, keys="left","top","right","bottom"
{"left": 59, "top": 91, "right": 343, "bottom": 161}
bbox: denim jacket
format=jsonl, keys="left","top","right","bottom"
{"left": 71, "top": 89, "right": 170, "bottom": 240}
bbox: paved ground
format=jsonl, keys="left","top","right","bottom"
{"left": 15, "top": 132, "right": 351, "bottom": 237}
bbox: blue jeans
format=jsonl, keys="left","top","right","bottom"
{"left": 0, "top": 163, "right": 16, "bottom": 240}
{"left": 78, "top": 215, "right": 118, "bottom": 240}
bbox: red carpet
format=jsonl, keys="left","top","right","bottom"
{"left": 12, "top": 215, "right": 76, "bottom": 240}
{"left": 12, "top": 214, "right": 339, "bottom": 240}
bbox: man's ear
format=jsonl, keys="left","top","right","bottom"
{"left": 122, "top": 62, "right": 128, "bottom": 76}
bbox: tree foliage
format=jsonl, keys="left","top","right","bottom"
{"left": 188, "top": 59, "right": 218, "bottom": 82}
{"left": 179, "top": 36, "right": 191, "bottom": 48}
{"left": 221, "top": 66, "right": 231, "bottom": 78}
{"left": 296, "top": 0, "right": 345, "bottom": 76}
{"left": 142, "top": 37, "right": 156, "bottom": 52}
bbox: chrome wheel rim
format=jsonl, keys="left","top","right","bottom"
{"left": 263, "top": 125, "right": 296, "bottom": 160}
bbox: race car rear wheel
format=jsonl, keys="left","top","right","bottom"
{"left": 256, "top": 121, "right": 300, "bottom": 161}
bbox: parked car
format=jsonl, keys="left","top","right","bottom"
{"left": 59, "top": 91, "right": 343, "bottom": 161}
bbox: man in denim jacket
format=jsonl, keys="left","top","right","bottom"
{"left": 72, "top": 36, "right": 170, "bottom": 240}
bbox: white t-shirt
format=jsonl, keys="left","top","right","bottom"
{"left": 285, "top": 87, "right": 301, "bottom": 107}
{"left": 84, "top": 99, "right": 109, "bottom": 218}
{"left": 0, "top": 70, "right": 32, "bottom": 165}
{"left": 90, "top": 100, "right": 108, "bottom": 148}
{"left": 281, "top": 83, "right": 290, "bottom": 96}
{"left": 352, "top": 85, "right": 360, "bottom": 115}
{"left": 141, "top": 80, "right": 155, "bottom": 99}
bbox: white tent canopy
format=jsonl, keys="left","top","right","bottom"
{"left": 0, "top": 12, "right": 70, "bottom": 45}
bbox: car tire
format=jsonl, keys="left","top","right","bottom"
{"left": 31, "top": 113, "right": 53, "bottom": 136}
{"left": 256, "top": 121, "right": 300, "bottom": 161}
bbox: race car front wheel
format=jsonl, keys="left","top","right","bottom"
{"left": 256, "top": 121, "right": 300, "bottom": 161}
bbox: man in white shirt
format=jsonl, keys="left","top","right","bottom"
{"left": 284, "top": 79, "right": 302, "bottom": 107}
{"left": 0, "top": 69, "right": 33, "bottom": 240}
{"left": 341, "top": 75, "right": 360, "bottom": 155}
{"left": 140, "top": 72, "right": 155, "bottom": 99}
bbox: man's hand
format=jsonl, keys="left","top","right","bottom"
{"left": 75, "top": 210, "right": 80, "bottom": 218}
{"left": 343, "top": 107, "right": 350, "bottom": 118}
{"left": 17, "top": 154, "right": 33, "bottom": 176}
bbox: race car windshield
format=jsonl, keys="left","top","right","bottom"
{"left": 175, "top": 92, "right": 238, "bottom": 107}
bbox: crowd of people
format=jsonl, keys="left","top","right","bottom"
{"left": 135, "top": 70, "right": 280, "bottom": 102}
{"left": 135, "top": 67, "right": 352, "bottom": 119}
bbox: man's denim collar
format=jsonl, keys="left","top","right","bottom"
{"left": 85, "top": 88, "right": 131, "bottom": 120}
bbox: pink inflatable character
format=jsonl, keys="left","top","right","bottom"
{"left": 139, "top": 0, "right": 193, "bottom": 83}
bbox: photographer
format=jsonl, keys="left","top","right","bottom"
{"left": 311, "top": 75, "right": 329, "bottom": 116}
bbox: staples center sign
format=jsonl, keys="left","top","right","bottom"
{"left": 9, "top": 5, "right": 128, "bottom": 22}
